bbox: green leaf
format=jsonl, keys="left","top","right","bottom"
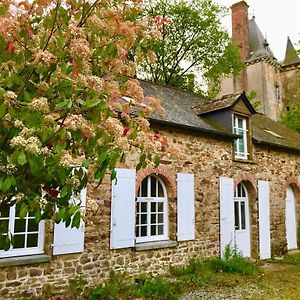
{"left": 17, "top": 151, "right": 27, "bottom": 166}
{"left": 60, "top": 186, "right": 68, "bottom": 198}
{"left": 106, "top": 42, "right": 118, "bottom": 59}
{"left": 71, "top": 211, "right": 81, "bottom": 229}
{"left": 55, "top": 207, "right": 66, "bottom": 223}
{"left": 0, "top": 103, "right": 6, "bottom": 118}
{"left": 154, "top": 155, "right": 160, "bottom": 168}
{"left": 85, "top": 98, "right": 102, "bottom": 108}
{"left": 2, "top": 177, "right": 11, "bottom": 192}
{"left": 35, "top": 208, "right": 42, "bottom": 223}
{"left": 19, "top": 203, "right": 28, "bottom": 219}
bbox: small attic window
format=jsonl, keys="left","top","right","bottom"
{"left": 233, "top": 115, "right": 249, "bottom": 160}
{"left": 264, "top": 129, "right": 284, "bottom": 139}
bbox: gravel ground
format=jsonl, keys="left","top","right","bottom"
{"left": 180, "top": 284, "right": 264, "bottom": 300}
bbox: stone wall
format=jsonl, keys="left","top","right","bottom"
{"left": 0, "top": 125, "right": 299, "bottom": 298}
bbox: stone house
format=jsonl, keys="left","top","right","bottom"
{"left": 219, "top": 1, "right": 300, "bottom": 121}
{"left": 1, "top": 79, "right": 300, "bottom": 298}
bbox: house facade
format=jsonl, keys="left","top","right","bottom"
{"left": 1, "top": 80, "right": 300, "bottom": 298}
{"left": 219, "top": 1, "right": 300, "bottom": 121}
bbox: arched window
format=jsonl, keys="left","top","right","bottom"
{"left": 234, "top": 183, "right": 248, "bottom": 230}
{"left": 136, "top": 175, "right": 168, "bottom": 243}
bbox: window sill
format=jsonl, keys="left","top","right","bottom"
{"left": 0, "top": 254, "right": 51, "bottom": 268}
{"left": 135, "top": 240, "right": 177, "bottom": 251}
{"left": 233, "top": 158, "right": 256, "bottom": 164}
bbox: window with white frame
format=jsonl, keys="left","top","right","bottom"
{"left": 136, "top": 175, "right": 168, "bottom": 243}
{"left": 0, "top": 204, "right": 45, "bottom": 258}
{"left": 233, "top": 115, "right": 248, "bottom": 159}
{"left": 234, "top": 183, "right": 248, "bottom": 230}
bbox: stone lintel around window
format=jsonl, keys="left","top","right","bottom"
{"left": 0, "top": 254, "right": 51, "bottom": 268}
{"left": 135, "top": 240, "right": 177, "bottom": 251}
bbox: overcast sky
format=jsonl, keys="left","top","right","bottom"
{"left": 215, "top": 0, "right": 300, "bottom": 61}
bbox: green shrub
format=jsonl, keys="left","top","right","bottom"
{"left": 206, "top": 245, "right": 258, "bottom": 276}
{"left": 135, "top": 276, "right": 180, "bottom": 300}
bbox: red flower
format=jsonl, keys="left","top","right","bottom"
{"left": 49, "top": 189, "right": 59, "bottom": 198}
{"left": 7, "top": 41, "right": 14, "bottom": 53}
{"left": 70, "top": 59, "right": 79, "bottom": 77}
{"left": 122, "top": 127, "right": 130, "bottom": 137}
{"left": 121, "top": 52, "right": 127, "bottom": 63}
{"left": 28, "top": 27, "right": 33, "bottom": 39}
{"left": 82, "top": 127, "right": 91, "bottom": 140}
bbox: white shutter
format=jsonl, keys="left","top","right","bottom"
{"left": 177, "top": 173, "right": 195, "bottom": 241}
{"left": 258, "top": 180, "right": 271, "bottom": 259}
{"left": 220, "top": 177, "right": 234, "bottom": 258}
{"left": 110, "top": 168, "right": 136, "bottom": 249}
{"left": 53, "top": 186, "right": 87, "bottom": 255}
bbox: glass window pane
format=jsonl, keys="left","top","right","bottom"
{"left": 14, "top": 219, "right": 26, "bottom": 233}
{"left": 234, "top": 201, "right": 239, "bottom": 230}
{"left": 238, "top": 118, "right": 243, "bottom": 128}
{"left": 151, "top": 213, "right": 156, "bottom": 224}
{"left": 141, "top": 226, "right": 147, "bottom": 237}
{"left": 241, "top": 186, "right": 246, "bottom": 197}
{"left": 141, "top": 202, "right": 147, "bottom": 213}
{"left": 158, "top": 225, "right": 163, "bottom": 235}
{"left": 27, "top": 234, "right": 38, "bottom": 247}
{"left": 28, "top": 219, "right": 39, "bottom": 232}
{"left": 151, "top": 177, "right": 156, "bottom": 197}
{"left": 141, "top": 214, "right": 147, "bottom": 225}
{"left": 0, "top": 206, "right": 10, "bottom": 218}
{"left": 158, "top": 202, "right": 163, "bottom": 212}
{"left": 151, "top": 225, "right": 156, "bottom": 236}
{"left": 151, "top": 202, "right": 156, "bottom": 213}
{"left": 136, "top": 226, "right": 140, "bottom": 237}
{"left": 158, "top": 181, "right": 164, "bottom": 197}
{"left": 13, "top": 234, "right": 25, "bottom": 248}
{"left": 241, "top": 201, "right": 246, "bottom": 230}
{"left": 158, "top": 213, "right": 164, "bottom": 223}
{"left": 141, "top": 178, "right": 147, "bottom": 197}
{"left": 238, "top": 138, "right": 245, "bottom": 153}
{"left": 0, "top": 220, "right": 9, "bottom": 232}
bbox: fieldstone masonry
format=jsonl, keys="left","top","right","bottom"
{"left": 0, "top": 125, "right": 299, "bottom": 298}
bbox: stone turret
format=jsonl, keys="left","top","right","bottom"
{"left": 283, "top": 37, "right": 300, "bottom": 65}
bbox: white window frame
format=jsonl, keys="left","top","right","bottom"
{"left": 136, "top": 175, "right": 168, "bottom": 243}
{"left": 233, "top": 115, "right": 248, "bottom": 159}
{"left": 234, "top": 183, "right": 248, "bottom": 231}
{"left": 0, "top": 205, "right": 45, "bottom": 258}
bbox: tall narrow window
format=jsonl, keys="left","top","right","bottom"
{"left": 0, "top": 204, "right": 45, "bottom": 258}
{"left": 136, "top": 175, "right": 168, "bottom": 243}
{"left": 233, "top": 115, "right": 248, "bottom": 159}
{"left": 234, "top": 183, "right": 247, "bottom": 230}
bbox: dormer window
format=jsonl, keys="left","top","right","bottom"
{"left": 233, "top": 115, "right": 248, "bottom": 159}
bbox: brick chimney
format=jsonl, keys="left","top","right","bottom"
{"left": 231, "top": 1, "right": 249, "bottom": 61}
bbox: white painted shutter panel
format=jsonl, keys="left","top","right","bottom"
{"left": 53, "top": 186, "right": 87, "bottom": 255}
{"left": 110, "top": 168, "right": 136, "bottom": 249}
{"left": 258, "top": 180, "right": 271, "bottom": 259}
{"left": 220, "top": 177, "right": 234, "bottom": 258}
{"left": 177, "top": 173, "right": 195, "bottom": 241}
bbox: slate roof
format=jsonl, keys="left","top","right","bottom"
{"left": 252, "top": 114, "right": 300, "bottom": 151}
{"left": 140, "top": 80, "right": 235, "bottom": 138}
{"left": 140, "top": 80, "right": 300, "bottom": 152}
{"left": 248, "top": 17, "right": 275, "bottom": 61}
{"left": 193, "top": 92, "right": 255, "bottom": 115}
{"left": 283, "top": 37, "right": 300, "bottom": 65}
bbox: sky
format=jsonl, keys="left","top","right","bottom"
{"left": 215, "top": 0, "right": 300, "bottom": 61}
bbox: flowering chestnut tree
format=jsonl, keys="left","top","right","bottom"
{"left": 0, "top": 0, "right": 164, "bottom": 249}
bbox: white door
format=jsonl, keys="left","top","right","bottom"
{"left": 286, "top": 186, "right": 298, "bottom": 250}
{"left": 234, "top": 183, "right": 251, "bottom": 257}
